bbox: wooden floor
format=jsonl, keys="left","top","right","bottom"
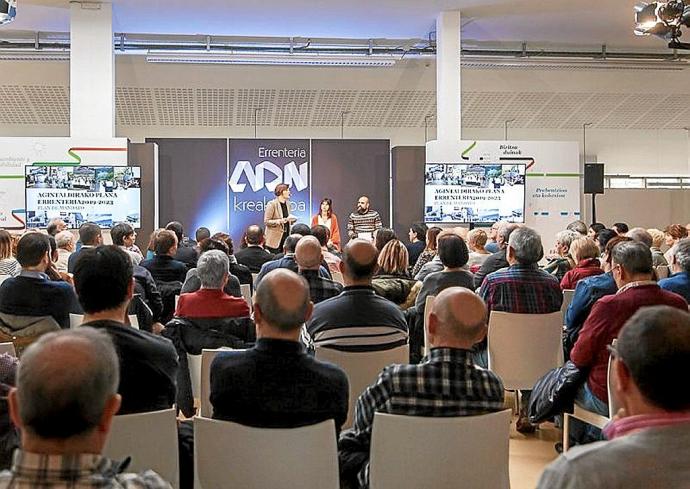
{"left": 509, "top": 418, "right": 561, "bottom": 489}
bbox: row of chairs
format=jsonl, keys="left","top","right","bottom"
{"left": 69, "top": 313, "right": 140, "bottom": 329}
{"left": 104, "top": 407, "right": 512, "bottom": 489}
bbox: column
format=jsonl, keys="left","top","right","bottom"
{"left": 70, "top": 1, "right": 115, "bottom": 138}
{"left": 435, "top": 10, "right": 461, "bottom": 142}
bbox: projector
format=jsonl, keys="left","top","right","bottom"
{"left": 0, "top": 0, "right": 17, "bottom": 26}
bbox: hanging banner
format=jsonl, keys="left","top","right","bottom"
{"left": 227, "top": 139, "right": 311, "bottom": 245}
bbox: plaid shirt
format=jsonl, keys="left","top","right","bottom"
{"left": 300, "top": 269, "right": 343, "bottom": 304}
{"left": 347, "top": 210, "right": 382, "bottom": 239}
{"left": 479, "top": 264, "right": 563, "bottom": 314}
{"left": 339, "top": 348, "right": 505, "bottom": 487}
{"left": 0, "top": 451, "right": 171, "bottom": 489}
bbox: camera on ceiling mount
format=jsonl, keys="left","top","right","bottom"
{"left": 634, "top": 1, "right": 690, "bottom": 49}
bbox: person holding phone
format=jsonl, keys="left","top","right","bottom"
{"left": 264, "top": 183, "right": 297, "bottom": 254}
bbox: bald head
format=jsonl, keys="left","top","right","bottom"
{"left": 255, "top": 269, "right": 312, "bottom": 333}
{"left": 428, "top": 287, "right": 488, "bottom": 348}
{"left": 295, "top": 235, "right": 323, "bottom": 270}
{"left": 342, "top": 239, "right": 379, "bottom": 282}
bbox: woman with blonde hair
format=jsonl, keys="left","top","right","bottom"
{"left": 647, "top": 228, "right": 668, "bottom": 266}
{"left": 663, "top": 224, "right": 688, "bottom": 264}
{"left": 0, "top": 230, "right": 20, "bottom": 277}
{"left": 560, "top": 237, "right": 603, "bottom": 289}
{"left": 466, "top": 228, "right": 491, "bottom": 270}
{"left": 371, "top": 239, "right": 416, "bottom": 308}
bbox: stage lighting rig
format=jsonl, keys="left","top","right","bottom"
{"left": 634, "top": 1, "right": 690, "bottom": 49}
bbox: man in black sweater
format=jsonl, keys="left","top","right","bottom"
{"left": 140, "top": 230, "right": 187, "bottom": 284}
{"left": 210, "top": 268, "right": 349, "bottom": 433}
{"left": 234, "top": 225, "right": 275, "bottom": 273}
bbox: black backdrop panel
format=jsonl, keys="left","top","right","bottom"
{"left": 311, "top": 139, "right": 390, "bottom": 244}
{"left": 391, "top": 146, "right": 425, "bottom": 239}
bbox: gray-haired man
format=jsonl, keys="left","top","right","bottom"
{"left": 0, "top": 328, "right": 171, "bottom": 488}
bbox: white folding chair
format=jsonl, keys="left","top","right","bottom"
{"left": 369, "top": 409, "right": 512, "bottom": 489}
{"left": 187, "top": 353, "right": 202, "bottom": 403}
{"left": 200, "top": 347, "right": 240, "bottom": 418}
{"left": 561, "top": 289, "right": 575, "bottom": 324}
{"left": 0, "top": 275, "right": 10, "bottom": 285}
{"left": 423, "top": 295, "right": 435, "bottom": 357}
{"left": 194, "top": 417, "right": 339, "bottom": 489}
{"left": 69, "top": 313, "right": 83, "bottom": 328}
{"left": 240, "top": 284, "right": 252, "bottom": 313}
{"left": 316, "top": 344, "right": 409, "bottom": 429}
{"left": 0, "top": 342, "right": 16, "bottom": 357}
{"left": 127, "top": 315, "right": 139, "bottom": 329}
{"left": 104, "top": 408, "right": 179, "bottom": 489}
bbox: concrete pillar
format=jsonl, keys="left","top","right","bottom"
{"left": 70, "top": 1, "right": 115, "bottom": 138}
{"left": 435, "top": 11, "right": 461, "bottom": 142}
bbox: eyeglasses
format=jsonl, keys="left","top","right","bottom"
{"left": 606, "top": 344, "right": 625, "bottom": 365}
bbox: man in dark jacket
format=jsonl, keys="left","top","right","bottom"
{"left": 234, "top": 225, "right": 274, "bottom": 273}
{"left": 166, "top": 221, "right": 198, "bottom": 270}
{"left": 141, "top": 230, "right": 187, "bottom": 284}
{"left": 473, "top": 222, "right": 519, "bottom": 289}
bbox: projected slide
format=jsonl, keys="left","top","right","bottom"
{"left": 424, "top": 163, "right": 525, "bottom": 224}
{"left": 25, "top": 166, "right": 141, "bottom": 229}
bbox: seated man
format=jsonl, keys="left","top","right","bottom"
{"left": 542, "top": 230, "right": 578, "bottom": 281}
{"left": 67, "top": 222, "right": 103, "bottom": 273}
{"left": 176, "top": 250, "right": 250, "bottom": 319}
{"left": 473, "top": 222, "right": 519, "bottom": 288}
{"left": 166, "top": 221, "right": 198, "bottom": 270}
{"left": 295, "top": 236, "right": 343, "bottom": 304}
{"left": 339, "top": 287, "right": 505, "bottom": 488}
{"left": 479, "top": 226, "right": 562, "bottom": 433}
{"left": 0, "top": 232, "right": 80, "bottom": 329}
{"left": 256, "top": 234, "right": 331, "bottom": 287}
{"left": 306, "top": 240, "right": 408, "bottom": 352}
{"left": 141, "top": 230, "right": 187, "bottom": 284}
{"left": 54, "top": 230, "right": 74, "bottom": 273}
{"left": 210, "top": 269, "right": 349, "bottom": 431}
{"left": 658, "top": 238, "right": 690, "bottom": 302}
{"left": 0, "top": 328, "right": 170, "bottom": 488}
{"left": 74, "top": 245, "right": 178, "bottom": 414}
{"left": 234, "top": 225, "right": 275, "bottom": 273}
{"left": 181, "top": 238, "right": 243, "bottom": 298}
{"left": 569, "top": 240, "right": 687, "bottom": 443}
{"left": 538, "top": 305, "right": 690, "bottom": 488}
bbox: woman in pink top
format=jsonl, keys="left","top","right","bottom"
{"left": 561, "top": 237, "right": 604, "bottom": 290}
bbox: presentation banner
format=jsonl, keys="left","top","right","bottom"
{"left": 426, "top": 140, "right": 580, "bottom": 244}
{"left": 0, "top": 138, "right": 128, "bottom": 228}
{"left": 228, "top": 139, "right": 311, "bottom": 245}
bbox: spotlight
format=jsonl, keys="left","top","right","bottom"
{"left": 634, "top": 1, "right": 690, "bottom": 45}
{"left": 0, "top": 0, "right": 17, "bottom": 26}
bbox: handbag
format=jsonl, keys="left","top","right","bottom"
{"left": 528, "top": 360, "right": 586, "bottom": 424}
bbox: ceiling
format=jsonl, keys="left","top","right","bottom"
{"left": 3, "top": 0, "right": 665, "bottom": 50}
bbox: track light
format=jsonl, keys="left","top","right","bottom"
{"left": 634, "top": 1, "right": 690, "bottom": 47}
{"left": 0, "top": 0, "right": 17, "bottom": 25}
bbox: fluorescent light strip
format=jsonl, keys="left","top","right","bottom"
{"left": 145, "top": 54, "right": 397, "bottom": 67}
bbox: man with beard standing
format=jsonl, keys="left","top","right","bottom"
{"left": 347, "top": 196, "right": 382, "bottom": 242}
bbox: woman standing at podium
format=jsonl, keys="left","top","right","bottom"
{"left": 311, "top": 197, "right": 341, "bottom": 251}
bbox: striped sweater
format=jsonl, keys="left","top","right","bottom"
{"left": 347, "top": 210, "right": 382, "bottom": 239}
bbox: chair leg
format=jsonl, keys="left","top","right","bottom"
{"left": 563, "top": 413, "right": 571, "bottom": 452}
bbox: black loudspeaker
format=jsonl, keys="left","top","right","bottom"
{"left": 584, "top": 163, "right": 604, "bottom": 194}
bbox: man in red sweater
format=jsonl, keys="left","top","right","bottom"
{"left": 175, "top": 250, "right": 250, "bottom": 319}
{"left": 569, "top": 240, "right": 687, "bottom": 443}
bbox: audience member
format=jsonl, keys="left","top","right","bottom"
{"left": 658, "top": 238, "right": 690, "bottom": 302}
{"left": 473, "top": 222, "right": 519, "bottom": 288}
{"left": 211, "top": 232, "right": 253, "bottom": 287}
{"left": 646, "top": 228, "right": 668, "bottom": 266}
{"left": 176, "top": 250, "right": 250, "bottom": 319}
{"left": 569, "top": 241, "right": 687, "bottom": 443}
{"left": 663, "top": 223, "right": 688, "bottom": 264}
{"left": 371, "top": 239, "right": 416, "bottom": 308}
{"left": 543, "top": 230, "right": 578, "bottom": 281}
{"left": 373, "top": 228, "right": 397, "bottom": 253}
{"left": 339, "top": 288, "right": 505, "bottom": 488}
{"left": 210, "top": 269, "right": 349, "bottom": 430}
{"left": 181, "top": 238, "right": 242, "bottom": 298}
{"left": 307, "top": 240, "right": 408, "bottom": 351}
{"left": 466, "top": 228, "right": 491, "bottom": 270}
{"left": 53, "top": 230, "right": 74, "bottom": 273}
{"left": 0, "top": 231, "right": 19, "bottom": 277}
{"left": 255, "top": 234, "right": 330, "bottom": 286}
{"left": 595, "top": 228, "right": 617, "bottom": 254}
{"left": 111, "top": 222, "right": 142, "bottom": 265}
{"left": 406, "top": 223, "right": 427, "bottom": 266}
{"left": 166, "top": 221, "right": 198, "bottom": 270}
{"left": 0, "top": 233, "right": 80, "bottom": 330}
{"left": 566, "top": 220, "right": 588, "bottom": 236}
{"left": 45, "top": 218, "right": 66, "bottom": 237}
{"left": 587, "top": 223, "right": 606, "bottom": 240}
{"left": 140, "top": 230, "right": 187, "bottom": 284}
{"left": 146, "top": 228, "right": 162, "bottom": 260}
{"left": 479, "top": 226, "right": 562, "bottom": 432}
{"left": 411, "top": 226, "right": 441, "bottom": 277}
{"left": 195, "top": 226, "right": 211, "bottom": 244}
{"left": 611, "top": 222, "right": 629, "bottom": 235}
{"left": 295, "top": 236, "right": 343, "bottom": 304}
{"left": 311, "top": 225, "right": 341, "bottom": 273}
{"left": 234, "top": 225, "right": 275, "bottom": 272}
{"left": 538, "top": 306, "right": 690, "bottom": 488}
{"left": 560, "top": 237, "right": 602, "bottom": 290}
{"left": 0, "top": 328, "right": 171, "bottom": 489}
{"left": 74, "top": 245, "right": 178, "bottom": 414}
{"left": 291, "top": 223, "right": 311, "bottom": 237}
{"left": 67, "top": 222, "right": 102, "bottom": 273}
{"left": 485, "top": 221, "right": 504, "bottom": 253}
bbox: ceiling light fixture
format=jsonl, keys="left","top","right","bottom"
{"left": 634, "top": 1, "right": 690, "bottom": 49}
{"left": 145, "top": 52, "right": 398, "bottom": 67}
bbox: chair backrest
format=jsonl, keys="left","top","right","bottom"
{"left": 70, "top": 314, "right": 139, "bottom": 330}
{"left": 194, "top": 417, "right": 339, "bottom": 489}
{"left": 561, "top": 289, "right": 575, "bottom": 323}
{"left": 0, "top": 275, "right": 10, "bottom": 285}
{"left": 655, "top": 265, "right": 670, "bottom": 279}
{"left": 103, "top": 408, "right": 179, "bottom": 489}
{"left": 369, "top": 409, "right": 512, "bottom": 489}
{"left": 488, "top": 311, "right": 564, "bottom": 390}
{"left": 240, "top": 284, "right": 252, "bottom": 313}
{"left": 607, "top": 339, "right": 618, "bottom": 418}
{"left": 423, "top": 295, "right": 435, "bottom": 357}
{"left": 188, "top": 352, "right": 202, "bottom": 402}
{"left": 331, "top": 270, "right": 344, "bottom": 285}
{"left": 316, "top": 344, "right": 409, "bottom": 429}
{"left": 0, "top": 342, "right": 16, "bottom": 357}
{"left": 200, "top": 347, "right": 240, "bottom": 417}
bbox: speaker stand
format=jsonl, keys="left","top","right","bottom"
{"left": 590, "top": 193, "right": 597, "bottom": 224}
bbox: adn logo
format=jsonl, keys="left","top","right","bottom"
{"left": 229, "top": 160, "right": 309, "bottom": 193}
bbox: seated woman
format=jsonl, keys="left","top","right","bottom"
{"left": 411, "top": 226, "right": 442, "bottom": 277}
{"left": 466, "top": 228, "right": 491, "bottom": 272}
{"left": 560, "top": 237, "right": 603, "bottom": 290}
{"left": 371, "top": 239, "right": 417, "bottom": 309}
{"left": 542, "top": 230, "right": 578, "bottom": 281}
